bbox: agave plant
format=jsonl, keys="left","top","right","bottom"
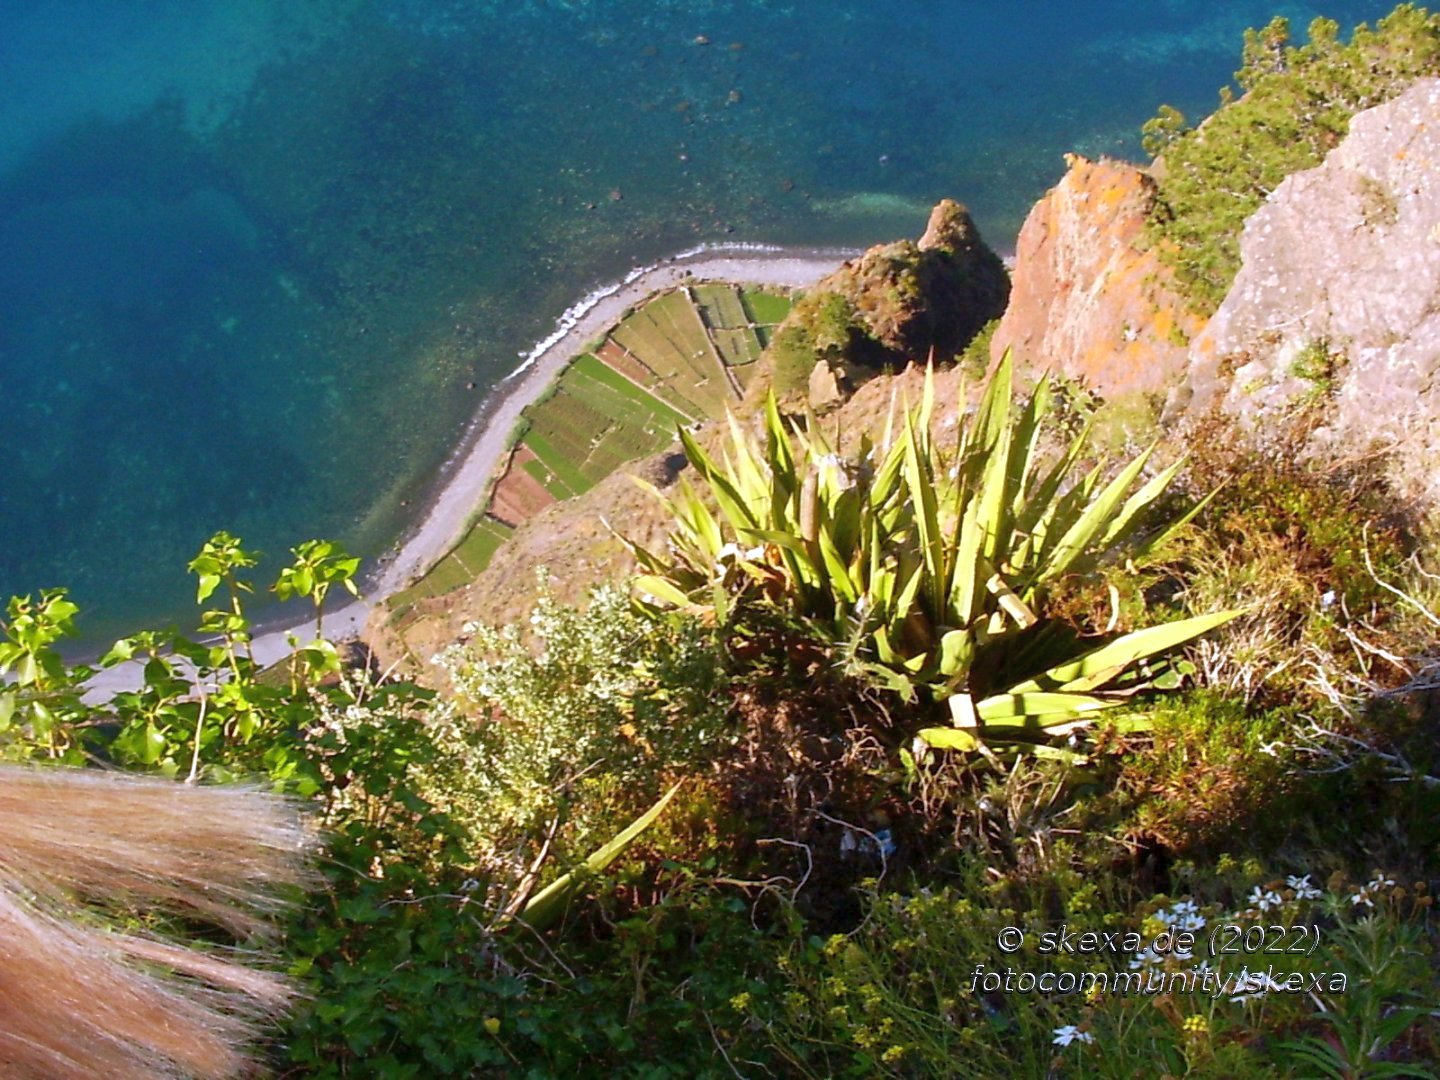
{"left": 627, "top": 352, "right": 1238, "bottom": 760}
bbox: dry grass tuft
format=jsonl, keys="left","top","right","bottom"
{"left": 0, "top": 767, "right": 315, "bottom": 1078}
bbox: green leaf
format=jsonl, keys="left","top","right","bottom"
{"left": 938, "top": 629, "right": 974, "bottom": 679}
{"left": 519, "top": 781, "right": 683, "bottom": 932}
{"left": 1039, "top": 445, "right": 1154, "bottom": 584}
{"left": 1132, "top": 483, "right": 1225, "bottom": 563}
{"left": 294, "top": 567, "right": 315, "bottom": 597}
{"left": 680, "top": 427, "right": 756, "bottom": 532}
{"left": 975, "top": 691, "right": 1123, "bottom": 722}
{"left": 196, "top": 573, "right": 222, "bottom": 604}
{"left": 1009, "top": 609, "right": 1245, "bottom": 694}
{"left": 902, "top": 412, "right": 944, "bottom": 614}
{"left": 917, "top": 726, "right": 979, "bottom": 752}
{"left": 634, "top": 577, "right": 696, "bottom": 609}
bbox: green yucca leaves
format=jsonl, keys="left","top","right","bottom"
{"left": 517, "top": 781, "right": 683, "bottom": 932}
{"left": 627, "top": 350, "right": 1238, "bottom": 759}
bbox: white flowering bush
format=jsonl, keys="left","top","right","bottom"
{"left": 432, "top": 578, "right": 729, "bottom": 858}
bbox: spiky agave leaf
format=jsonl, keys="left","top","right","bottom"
{"left": 629, "top": 360, "right": 1223, "bottom": 763}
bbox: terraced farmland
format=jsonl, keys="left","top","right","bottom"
{"left": 693, "top": 283, "right": 795, "bottom": 386}
{"left": 388, "top": 517, "right": 514, "bottom": 619}
{"left": 387, "top": 283, "right": 794, "bottom": 611}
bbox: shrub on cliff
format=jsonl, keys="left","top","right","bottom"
{"left": 1145, "top": 5, "right": 1440, "bottom": 313}
{"left": 759, "top": 200, "right": 1009, "bottom": 399}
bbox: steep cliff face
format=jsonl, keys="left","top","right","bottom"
{"left": 1180, "top": 77, "right": 1440, "bottom": 510}
{"left": 991, "top": 155, "right": 1204, "bottom": 398}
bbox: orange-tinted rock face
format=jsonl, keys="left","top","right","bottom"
{"left": 991, "top": 155, "right": 1204, "bottom": 398}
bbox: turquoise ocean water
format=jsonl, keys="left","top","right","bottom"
{"left": 0, "top": 0, "right": 1393, "bottom": 644}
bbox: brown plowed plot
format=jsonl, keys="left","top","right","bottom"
{"left": 597, "top": 339, "right": 659, "bottom": 387}
{"left": 489, "top": 445, "right": 557, "bottom": 527}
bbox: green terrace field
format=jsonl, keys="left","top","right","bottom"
{"left": 518, "top": 285, "right": 790, "bottom": 503}
{"left": 519, "top": 353, "right": 690, "bottom": 499}
{"left": 691, "top": 283, "right": 767, "bottom": 383}
{"left": 385, "top": 283, "right": 793, "bottom": 620}
{"left": 387, "top": 517, "right": 514, "bottom": 617}
{"left": 609, "top": 290, "right": 735, "bottom": 416}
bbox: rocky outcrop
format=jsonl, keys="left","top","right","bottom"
{"left": 822, "top": 198, "right": 1009, "bottom": 365}
{"left": 991, "top": 155, "right": 1204, "bottom": 398}
{"left": 759, "top": 200, "right": 1009, "bottom": 406}
{"left": 1179, "top": 78, "right": 1440, "bottom": 511}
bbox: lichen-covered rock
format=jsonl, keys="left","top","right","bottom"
{"left": 991, "top": 154, "right": 1203, "bottom": 397}
{"left": 1180, "top": 78, "right": 1440, "bottom": 512}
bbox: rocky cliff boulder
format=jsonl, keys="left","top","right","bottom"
{"left": 991, "top": 154, "right": 1204, "bottom": 398}
{"left": 1179, "top": 77, "right": 1440, "bottom": 513}
{"left": 761, "top": 199, "right": 1009, "bottom": 402}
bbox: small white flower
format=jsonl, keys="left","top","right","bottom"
{"left": 1248, "top": 886, "right": 1283, "bottom": 913}
{"left": 1368, "top": 874, "right": 1396, "bottom": 891}
{"left": 1164, "top": 899, "right": 1206, "bottom": 931}
{"left": 1229, "top": 967, "right": 1265, "bottom": 1003}
{"left": 1350, "top": 889, "right": 1375, "bottom": 908}
{"left": 1052, "top": 1025, "right": 1093, "bottom": 1048}
{"left": 1320, "top": 589, "right": 1337, "bottom": 609}
{"left": 1130, "top": 945, "right": 1165, "bottom": 970}
{"left": 1286, "top": 874, "right": 1322, "bottom": 900}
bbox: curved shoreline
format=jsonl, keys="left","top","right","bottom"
{"left": 85, "top": 243, "right": 852, "bottom": 697}
{"left": 370, "top": 242, "right": 856, "bottom": 599}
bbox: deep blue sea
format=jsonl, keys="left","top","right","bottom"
{"left": 0, "top": 0, "right": 1396, "bottom": 644}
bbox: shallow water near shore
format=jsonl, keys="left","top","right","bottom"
{"left": 0, "top": 0, "right": 1397, "bottom": 644}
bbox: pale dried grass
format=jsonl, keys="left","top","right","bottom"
{"left": 0, "top": 767, "right": 315, "bottom": 1078}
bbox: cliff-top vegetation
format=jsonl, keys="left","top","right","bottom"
{"left": 1144, "top": 4, "right": 1440, "bottom": 313}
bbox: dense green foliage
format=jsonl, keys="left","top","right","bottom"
{"left": 1144, "top": 5, "right": 1440, "bottom": 312}
{"left": 768, "top": 290, "right": 862, "bottom": 397}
